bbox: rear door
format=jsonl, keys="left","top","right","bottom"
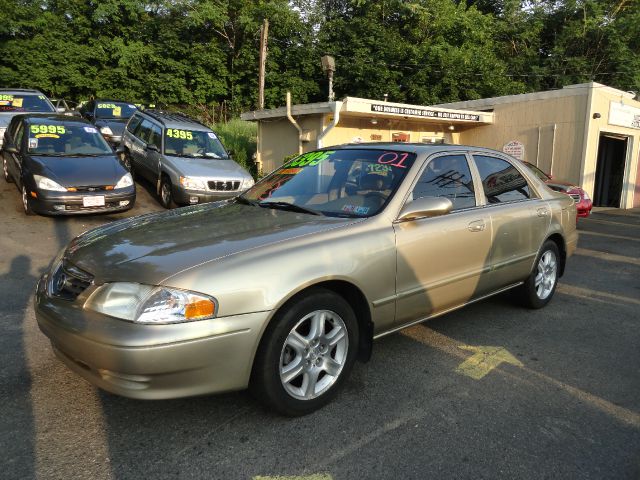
{"left": 393, "top": 152, "right": 493, "bottom": 324}
{"left": 471, "top": 153, "right": 550, "bottom": 288}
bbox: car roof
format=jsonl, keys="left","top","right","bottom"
{"left": 138, "top": 109, "right": 211, "bottom": 131}
{"left": 327, "top": 142, "right": 517, "bottom": 158}
{"left": 0, "top": 88, "right": 46, "bottom": 95}
{"left": 20, "top": 114, "right": 92, "bottom": 125}
{"left": 93, "top": 99, "right": 134, "bottom": 104}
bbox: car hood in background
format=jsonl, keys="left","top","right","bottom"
{"left": 546, "top": 180, "right": 580, "bottom": 193}
{"left": 165, "top": 156, "right": 250, "bottom": 179}
{"left": 28, "top": 155, "right": 125, "bottom": 187}
{"left": 65, "top": 202, "right": 358, "bottom": 284}
{"left": 94, "top": 118, "right": 128, "bottom": 136}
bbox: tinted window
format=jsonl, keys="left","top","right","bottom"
{"left": 164, "top": 129, "right": 227, "bottom": 159}
{"left": 149, "top": 124, "right": 162, "bottom": 149}
{"left": 14, "top": 123, "right": 25, "bottom": 151}
{"left": 410, "top": 154, "right": 476, "bottom": 210}
{"left": 26, "top": 122, "right": 113, "bottom": 156}
{"left": 474, "top": 155, "right": 531, "bottom": 203}
{"left": 127, "top": 114, "right": 142, "bottom": 134}
{"left": 135, "top": 119, "right": 154, "bottom": 143}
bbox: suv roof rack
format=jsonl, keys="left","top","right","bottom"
{"left": 0, "top": 88, "right": 42, "bottom": 93}
{"left": 143, "top": 109, "right": 210, "bottom": 129}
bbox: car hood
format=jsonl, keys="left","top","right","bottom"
{"left": 94, "top": 118, "right": 128, "bottom": 136}
{"left": 545, "top": 180, "right": 579, "bottom": 192}
{"left": 29, "top": 155, "right": 124, "bottom": 187}
{"left": 165, "top": 156, "right": 250, "bottom": 179}
{"left": 65, "top": 202, "right": 358, "bottom": 284}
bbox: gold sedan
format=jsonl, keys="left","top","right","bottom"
{"left": 35, "top": 144, "right": 578, "bottom": 415}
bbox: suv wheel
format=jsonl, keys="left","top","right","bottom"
{"left": 518, "top": 240, "right": 560, "bottom": 309}
{"left": 159, "top": 176, "right": 174, "bottom": 209}
{"left": 3, "top": 157, "right": 12, "bottom": 183}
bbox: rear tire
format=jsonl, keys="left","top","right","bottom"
{"left": 250, "top": 288, "right": 359, "bottom": 416}
{"left": 3, "top": 157, "right": 12, "bottom": 183}
{"left": 517, "top": 240, "right": 560, "bottom": 309}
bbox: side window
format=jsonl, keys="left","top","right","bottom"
{"left": 127, "top": 114, "right": 142, "bottom": 134}
{"left": 149, "top": 124, "right": 162, "bottom": 149}
{"left": 14, "top": 123, "right": 25, "bottom": 151}
{"left": 135, "top": 119, "right": 154, "bottom": 143}
{"left": 411, "top": 154, "right": 476, "bottom": 210}
{"left": 474, "top": 155, "right": 531, "bottom": 204}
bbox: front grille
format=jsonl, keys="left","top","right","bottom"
{"left": 64, "top": 202, "right": 119, "bottom": 211}
{"left": 208, "top": 180, "right": 240, "bottom": 191}
{"left": 569, "top": 193, "right": 581, "bottom": 202}
{"left": 49, "top": 260, "right": 93, "bottom": 301}
{"left": 72, "top": 186, "right": 111, "bottom": 192}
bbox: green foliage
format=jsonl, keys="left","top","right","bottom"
{"left": 0, "top": 0, "right": 638, "bottom": 111}
{"left": 213, "top": 119, "right": 258, "bottom": 177}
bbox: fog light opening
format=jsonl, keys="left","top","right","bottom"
{"left": 119, "top": 200, "right": 130, "bottom": 206}
{"left": 189, "top": 196, "right": 198, "bottom": 204}
{"left": 53, "top": 205, "right": 65, "bottom": 211}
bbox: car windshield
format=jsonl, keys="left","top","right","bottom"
{"left": 524, "top": 162, "right": 550, "bottom": 181}
{"left": 27, "top": 122, "right": 114, "bottom": 156}
{"left": 0, "top": 94, "right": 54, "bottom": 113}
{"left": 94, "top": 102, "right": 137, "bottom": 119}
{"left": 164, "top": 129, "right": 228, "bottom": 159}
{"left": 241, "top": 148, "right": 416, "bottom": 218}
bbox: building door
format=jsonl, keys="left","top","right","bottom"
{"left": 594, "top": 134, "right": 628, "bottom": 207}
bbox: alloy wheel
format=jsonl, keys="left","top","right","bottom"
{"left": 279, "top": 309, "right": 348, "bottom": 400}
{"left": 534, "top": 250, "right": 557, "bottom": 300}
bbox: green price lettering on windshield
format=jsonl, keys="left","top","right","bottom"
{"left": 288, "top": 151, "right": 334, "bottom": 167}
{"left": 0, "top": 94, "right": 14, "bottom": 101}
{"left": 166, "top": 129, "right": 193, "bottom": 140}
{"left": 97, "top": 103, "right": 117, "bottom": 109}
{"left": 30, "top": 125, "right": 66, "bottom": 135}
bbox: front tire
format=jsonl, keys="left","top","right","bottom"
{"left": 518, "top": 240, "right": 560, "bottom": 309}
{"left": 250, "top": 288, "right": 359, "bottom": 416}
{"left": 159, "top": 176, "right": 174, "bottom": 209}
{"left": 22, "top": 185, "right": 34, "bottom": 216}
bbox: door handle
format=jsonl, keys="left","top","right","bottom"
{"left": 467, "top": 220, "right": 485, "bottom": 232}
{"left": 537, "top": 208, "right": 549, "bottom": 217}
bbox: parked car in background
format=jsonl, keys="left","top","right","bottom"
{"left": 121, "top": 109, "right": 254, "bottom": 208}
{"left": 80, "top": 100, "right": 138, "bottom": 146}
{"left": 0, "top": 89, "right": 56, "bottom": 148}
{"left": 523, "top": 161, "right": 592, "bottom": 217}
{"left": 35, "top": 144, "right": 577, "bottom": 415}
{"left": 51, "top": 99, "right": 81, "bottom": 117}
{"left": 1, "top": 114, "right": 135, "bottom": 215}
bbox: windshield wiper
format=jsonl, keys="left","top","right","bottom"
{"left": 236, "top": 196, "right": 258, "bottom": 207}
{"left": 258, "top": 201, "right": 323, "bottom": 216}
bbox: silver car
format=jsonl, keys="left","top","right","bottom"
{"left": 35, "top": 144, "right": 578, "bottom": 415}
{"left": 120, "top": 109, "right": 254, "bottom": 208}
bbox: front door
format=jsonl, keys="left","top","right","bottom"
{"left": 394, "top": 153, "right": 492, "bottom": 325}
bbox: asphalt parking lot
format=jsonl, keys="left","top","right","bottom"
{"left": 1, "top": 176, "right": 638, "bottom": 480}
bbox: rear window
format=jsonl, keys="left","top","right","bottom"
{"left": 0, "top": 94, "right": 55, "bottom": 113}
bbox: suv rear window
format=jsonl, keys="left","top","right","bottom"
{"left": 0, "top": 94, "right": 54, "bottom": 113}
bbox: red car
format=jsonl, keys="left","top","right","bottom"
{"left": 523, "top": 162, "right": 592, "bottom": 218}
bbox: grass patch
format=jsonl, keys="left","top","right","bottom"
{"left": 211, "top": 119, "right": 258, "bottom": 178}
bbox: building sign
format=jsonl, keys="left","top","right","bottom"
{"left": 371, "top": 104, "right": 481, "bottom": 122}
{"left": 370, "top": 134, "right": 382, "bottom": 141}
{"left": 609, "top": 101, "right": 640, "bottom": 130}
{"left": 392, "top": 132, "right": 410, "bottom": 142}
{"left": 503, "top": 140, "right": 525, "bottom": 160}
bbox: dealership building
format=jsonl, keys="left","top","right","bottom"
{"left": 241, "top": 82, "right": 640, "bottom": 209}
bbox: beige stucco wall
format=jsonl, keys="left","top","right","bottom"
{"left": 457, "top": 92, "right": 589, "bottom": 185}
{"left": 581, "top": 89, "right": 640, "bottom": 208}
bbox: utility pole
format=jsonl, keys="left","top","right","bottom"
{"left": 258, "top": 18, "right": 269, "bottom": 110}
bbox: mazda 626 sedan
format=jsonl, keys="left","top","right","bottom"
{"left": 35, "top": 144, "right": 578, "bottom": 415}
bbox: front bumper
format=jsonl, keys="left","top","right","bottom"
{"left": 30, "top": 187, "right": 135, "bottom": 215}
{"left": 35, "top": 274, "right": 270, "bottom": 399}
{"left": 172, "top": 186, "right": 241, "bottom": 206}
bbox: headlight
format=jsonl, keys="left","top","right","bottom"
{"left": 115, "top": 173, "right": 133, "bottom": 189}
{"left": 180, "top": 176, "right": 206, "bottom": 190}
{"left": 33, "top": 174, "right": 67, "bottom": 192}
{"left": 100, "top": 126, "right": 114, "bottom": 136}
{"left": 242, "top": 177, "right": 255, "bottom": 189}
{"left": 85, "top": 283, "right": 217, "bottom": 324}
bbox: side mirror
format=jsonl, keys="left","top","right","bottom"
{"left": 146, "top": 143, "right": 159, "bottom": 152}
{"left": 56, "top": 107, "right": 66, "bottom": 113}
{"left": 3, "top": 145, "right": 18, "bottom": 154}
{"left": 397, "top": 197, "right": 453, "bottom": 222}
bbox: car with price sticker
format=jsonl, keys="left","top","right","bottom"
{"left": 1, "top": 114, "right": 135, "bottom": 215}
{"left": 0, "top": 89, "right": 56, "bottom": 148}
{"left": 80, "top": 99, "right": 139, "bottom": 147}
{"left": 120, "top": 109, "right": 254, "bottom": 208}
{"left": 35, "top": 144, "right": 577, "bottom": 415}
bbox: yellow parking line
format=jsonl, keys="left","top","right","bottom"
{"left": 584, "top": 218, "right": 640, "bottom": 228}
{"left": 557, "top": 284, "right": 640, "bottom": 306}
{"left": 455, "top": 345, "right": 523, "bottom": 380}
{"left": 579, "top": 230, "right": 640, "bottom": 242}
{"left": 575, "top": 248, "right": 640, "bottom": 266}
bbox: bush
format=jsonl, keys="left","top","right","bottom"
{"left": 210, "top": 119, "right": 258, "bottom": 178}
